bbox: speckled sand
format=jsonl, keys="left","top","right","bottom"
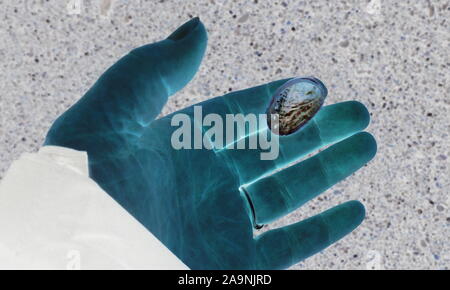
{"left": 0, "top": 0, "right": 448, "bottom": 269}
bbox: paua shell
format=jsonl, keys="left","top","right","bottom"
{"left": 267, "top": 77, "right": 328, "bottom": 135}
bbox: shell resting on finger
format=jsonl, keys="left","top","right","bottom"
{"left": 267, "top": 77, "right": 328, "bottom": 135}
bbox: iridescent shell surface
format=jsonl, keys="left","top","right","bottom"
{"left": 267, "top": 77, "right": 328, "bottom": 135}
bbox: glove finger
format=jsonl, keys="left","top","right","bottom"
{"left": 217, "top": 101, "right": 370, "bottom": 184}
{"left": 254, "top": 200, "right": 365, "bottom": 269}
{"left": 219, "top": 78, "right": 293, "bottom": 116}
{"left": 243, "top": 132, "right": 376, "bottom": 225}
{"left": 45, "top": 18, "right": 207, "bottom": 153}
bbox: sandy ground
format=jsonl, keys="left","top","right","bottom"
{"left": 0, "top": 0, "right": 448, "bottom": 269}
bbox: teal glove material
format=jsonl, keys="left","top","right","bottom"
{"left": 45, "top": 18, "right": 377, "bottom": 269}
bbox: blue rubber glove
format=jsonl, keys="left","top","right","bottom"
{"left": 45, "top": 18, "right": 377, "bottom": 269}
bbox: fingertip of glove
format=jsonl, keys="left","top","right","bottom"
{"left": 346, "top": 200, "right": 366, "bottom": 225}
{"left": 355, "top": 131, "right": 378, "bottom": 161}
{"left": 167, "top": 17, "right": 205, "bottom": 42}
{"left": 322, "top": 200, "right": 366, "bottom": 244}
{"left": 347, "top": 100, "right": 371, "bottom": 130}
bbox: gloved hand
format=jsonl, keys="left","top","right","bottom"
{"left": 44, "top": 18, "right": 377, "bottom": 269}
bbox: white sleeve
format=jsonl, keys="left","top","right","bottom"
{"left": 0, "top": 146, "right": 188, "bottom": 270}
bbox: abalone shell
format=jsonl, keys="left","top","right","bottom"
{"left": 267, "top": 77, "right": 328, "bottom": 135}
